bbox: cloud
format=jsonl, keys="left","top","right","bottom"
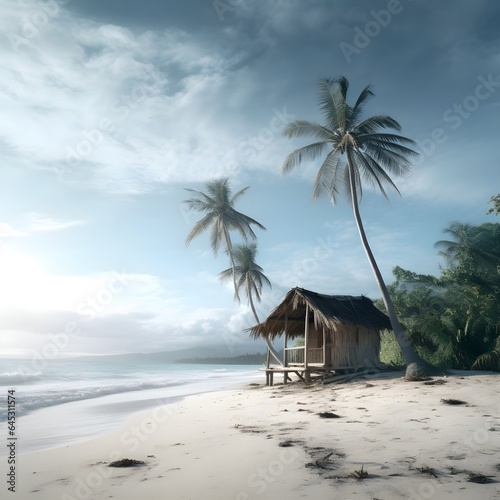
{"left": 0, "top": 249, "right": 258, "bottom": 355}
{"left": 27, "top": 213, "right": 85, "bottom": 232}
{"left": 0, "top": 223, "right": 26, "bottom": 238}
{"left": 1, "top": 0, "right": 498, "bottom": 201}
{"left": 0, "top": 1, "right": 265, "bottom": 194}
{"left": 0, "top": 0, "right": 326, "bottom": 196}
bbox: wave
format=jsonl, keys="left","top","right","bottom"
{"left": 0, "top": 364, "right": 261, "bottom": 421}
{"left": 0, "top": 372, "right": 43, "bottom": 385}
{"left": 0, "top": 378, "right": 191, "bottom": 421}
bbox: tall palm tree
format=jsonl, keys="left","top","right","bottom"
{"left": 183, "top": 178, "right": 266, "bottom": 300}
{"left": 282, "top": 76, "right": 435, "bottom": 377}
{"left": 436, "top": 222, "right": 500, "bottom": 279}
{"left": 219, "top": 243, "right": 282, "bottom": 365}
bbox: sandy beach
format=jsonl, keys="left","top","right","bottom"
{"left": 14, "top": 370, "right": 500, "bottom": 499}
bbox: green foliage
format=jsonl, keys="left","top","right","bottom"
{"left": 379, "top": 330, "right": 404, "bottom": 366}
{"left": 471, "top": 336, "right": 500, "bottom": 371}
{"left": 487, "top": 193, "right": 500, "bottom": 216}
{"left": 388, "top": 217, "right": 500, "bottom": 371}
{"left": 294, "top": 338, "right": 305, "bottom": 347}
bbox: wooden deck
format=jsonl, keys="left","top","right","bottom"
{"left": 260, "top": 366, "right": 336, "bottom": 386}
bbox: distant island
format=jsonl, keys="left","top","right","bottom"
{"left": 175, "top": 353, "right": 267, "bottom": 365}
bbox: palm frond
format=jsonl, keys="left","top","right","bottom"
{"left": 361, "top": 141, "right": 418, "bottom": 165}
{"left": 283, "top": 120, "right": 334, "bottom": 141}
{"left": 357, "top": 132, "right": 416, "bottom": 144}
{"left": 183, "top": 188, "right": 215, "bottom": 210}
{"left": 471, "top": 349, "right": 500, "bottom": 371}
{"left": 185, "top": 213, "right": 215, "bottom": 246}
{"left": 362, "top": 145, "right": 412, "bottom": 177}
{"left": 311, "top": 149, "right": 343, "bottom": 202}
{"left": 219, "top": 267, "right": 234, "bottom": 282}
{"left": 224, "top": 210, "right": 267, "bottom": 241}
{"left": 354, "top": 149, "right": 402, "bottom": 200}
{"left": 351, "top": 83, "right": 374, "bottom": 123}
{"left": 210, "top": 219, "right": 228, "bottom": 255}
{"left": 281, "top": 142, "right": 330, "bottom": 174}
{"left": 356, "top": 115, "right": 402, "bottom": 133}
{"left": 317, "top": 78, "right": 349, "bottom": 131}
{"left": 230, "top": 186, "right": 251, "bottom": 205}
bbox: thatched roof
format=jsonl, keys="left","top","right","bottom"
{"left": 248, "top": 287, "right": 392, "bottom": 340}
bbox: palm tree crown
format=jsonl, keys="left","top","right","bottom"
{"left": 436, "top": 222, "right": 500, "bottom": 272}
{"left": 219, "top": 243, "right": 272, "bottom": 321}
{"left": 219, "top": 243, "right": 282, "bottom": 366}
{"left": 183, "top": 178, "right": 266, "bottom": 257}
{"left": 282, "top": 76, "right": 418, "bottom": 202}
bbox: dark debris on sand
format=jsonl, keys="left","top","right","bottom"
{"left": 278, "top": 439, "right": 303, "bottom": 447}
{"left": 467, "top": 473, "right": 495, "bottom": 484}
{"left": 441, "top": 398, "right": 468, "bottom": 406}
{"left": 318, "top": 411, "right": 341, "bottom": 419}
{"left": 422, "top": 379, "right": 447, "bottom": 385}
{"left": 415, "top": 465, "right": 438, "bottom": 478}
{"left": 108, "top": 459, "right": 146, "bottom": 468}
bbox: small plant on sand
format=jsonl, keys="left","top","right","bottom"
{"left": 348, "top": 465, "right": 369, "bottom": 480}
{"left": 416, "top": 465, "right": 438, "bottom": 477}
{"left": 468, "top": 473, "right": 494, "bottom": 484}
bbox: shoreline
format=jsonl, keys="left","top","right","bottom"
{"left": 11, "top": 370, "right": 500, "bottom": 499}
{"left": 0, "top": 368, "right": 262, "bottom": 456}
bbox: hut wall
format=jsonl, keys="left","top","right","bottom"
{"left": 326, "top": 324, "right": 380, "bottom": 369}
{"left": 307, "top": 325, "right": 323, "bottom": 348}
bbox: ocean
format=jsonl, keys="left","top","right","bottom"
{"left": 0, "top": 356, "right": 262, "bottom": 455}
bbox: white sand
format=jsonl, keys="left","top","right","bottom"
{"left": 14, "top": 370, "right": 500, "bottom": 499}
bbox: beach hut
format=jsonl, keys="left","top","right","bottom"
{"left": 248, "top": 287, "right": 392, "bottom": 385}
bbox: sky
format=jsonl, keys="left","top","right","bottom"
{"left": 0, "top": 0, "right": 499, "bottom": 358}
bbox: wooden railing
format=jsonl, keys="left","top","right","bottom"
{"left": 285, "top": 347, "right": 324, "bottom": 365}
{"left": 285, "top": 346, "right": 304, "bottom": 365}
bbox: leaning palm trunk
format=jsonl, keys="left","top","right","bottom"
{"left": 248, "top": 288, "right": 283, "bottom": 366}
{"left": 346, "top": 152, "right": 434, "bottom": 374}
{"left": 281, "top": 77, "right": 439, "bottom": 378}
{"left": 223, "top": 228, "right": 240, "bottom": 302}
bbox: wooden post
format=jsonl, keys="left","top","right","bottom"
{"left": 284, "top": 309, "right": 288, "bottom": 367}
{"left": 304, "top": 303, "right": 309, "bottom": 370}
{"left": 322, "top": 327, "right": 326, "bottom": 367}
